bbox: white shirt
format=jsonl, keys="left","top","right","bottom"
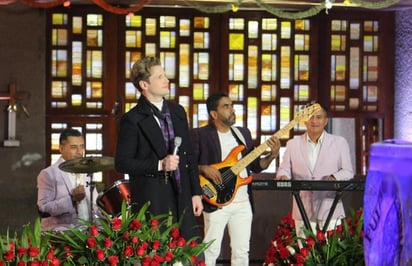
{"left": 69, "top": 173, "right": 90, "bottom": 222}
{"left": 306, "top": 131, "right": 325, "bottom": 172}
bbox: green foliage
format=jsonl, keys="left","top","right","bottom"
{"left": 304, "top": 209, "right": 365, "bottom": 266}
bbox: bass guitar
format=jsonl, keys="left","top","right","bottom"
{"left": 199, "top": 103, "right": 321, "bottom": 207}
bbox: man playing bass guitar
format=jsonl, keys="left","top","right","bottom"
{"left": 190, "top": 93, "right": 280, "bottom": 266}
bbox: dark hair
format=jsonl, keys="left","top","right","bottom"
{"left": 317, "top": 102, "right": 329, "bottom": 117}
{"left": 307, "top": 101, "right": 329, "bottom": 117}
{"left": 206, "top": 92, "right": 229, "bottom": 116}
{"left": 130, "top": 57, "right": 161, "bottom": 92}
{"left": 59, "top": 128, "right": 82, "bottom": 144}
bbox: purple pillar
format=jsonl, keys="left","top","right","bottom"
{"left": 364, "top": 140, "right": 412, "bottom": 265}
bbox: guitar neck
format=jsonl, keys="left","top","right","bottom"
{"left": 230, "top": 120, "right": 297, "bottom": 175}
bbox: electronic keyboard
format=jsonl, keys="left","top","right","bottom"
{"left": 251, "top": 179, "right": 365, "bottom": 191}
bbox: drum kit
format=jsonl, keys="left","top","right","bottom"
{"left": 58, "top": 156, "right": 130, "bottom": 221}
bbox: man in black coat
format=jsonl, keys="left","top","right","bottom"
{"left": 115, "top": 57, "right": 203, "bottom": 240}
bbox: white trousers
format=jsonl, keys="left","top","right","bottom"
{"left": 203, "top": 200, "right": 253, "bottom": 266}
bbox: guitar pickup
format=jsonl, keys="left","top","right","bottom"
{"left": 202, "top": 185, "right": 215, "bottom": 199}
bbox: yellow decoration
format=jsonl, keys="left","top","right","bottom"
{"left": 231, "top": 4, "right": 239, "bottom": 12}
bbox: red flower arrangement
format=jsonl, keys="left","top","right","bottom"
{"left": 0, "top": 202, "right": 210, "bottom": 266}
{"left": 263, "top": 209, "right": 364, "bottom": 266}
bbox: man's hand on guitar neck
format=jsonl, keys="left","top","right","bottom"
{"left": 199, "top": 165, "right": 223, "bottom": 185}
{"left": 259, "top": 136, "right": 281, "bottom": 169}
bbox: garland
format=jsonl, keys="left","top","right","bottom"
{"left": 255, "top": 0, "right": 326, "bottom": 19}
{"left": 182, "top": 0, "right": 242, "bottom": 13}
{"left": 350, "top": 0, "right": 400, "bottom": 9}
{"left": 19, "top": 0, "right": 66, "bottom": 8}
{"left": 183, "top": 0, "right": 401, "bottom": 19}
{"left": 91, "top": 0, "right": 150, "bottom": 15}
{"left": 3, "top": 0, "right": 402, "bottom": 16}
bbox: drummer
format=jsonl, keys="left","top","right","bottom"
{"left": 37, "top": 128, "right": 99, "bottom": 231}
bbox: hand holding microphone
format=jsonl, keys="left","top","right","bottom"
{"left": 173, "top": 136, "right": 182, "bottom": 155}
{"left": 162, "top": 137, "right": 182, "bottom": 171}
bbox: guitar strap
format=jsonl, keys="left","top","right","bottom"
{"left": 230, "top": 126, "right": 247, "bottom": 148}
{"left": 202, "top": 126, "right": 248, "bottom": 213}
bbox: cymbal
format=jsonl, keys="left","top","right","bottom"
{"left": 59, "top": 156, "right": 114, "bottom": 174}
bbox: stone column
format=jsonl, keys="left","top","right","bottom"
{"left": 394, "top": 10, "right": 412, "bottom": 140}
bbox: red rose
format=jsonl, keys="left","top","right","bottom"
{"left": 305, "top": 236, "right": 315, "bottom": 247}
{"left": 197, "top": 261, "right": 206, "bottom": 266}
{"left": 294, "top": 252, "right": 306, "bottom": 263}
{"left": 131, "top": 236, "right": 139, "bottom": 243}
{"left": 129, "top": 219, "right": 142, "bottom": 230}
{"left": 4, "top": 250, "right": 15, "bottom": 261}
{"left": 90, "top": 225, "right": 99, "bottom": 236}
{"left": 95, "top": 249, "right": 105, "bottom": 261}
{"left": 53, "top": 258, "right": 61, "bottom": 266}
{"left": 64, "top": 246, "right": 72, "bottom": 258}
{"left": 111, "top": 218, "right": 122, "bottom": 230}
{"left": 136, "top": 245, "right": 146, "bottom": 256}
{"left": 28, "top": 262, "right": 40, "bottom": 266}
{"left": 17, "top": 261, "right": 25, "bottom": 266}
{"left": 122, "top": 231, "right": 129, "bottom": 241}
{"left": 279, "top": 246, "right": 290, "bottom": 260}
{"left": 170, "top": 227, "right": 180, "bottom": 239}
{"left": 28, "top": 247, "right": 40, "bottom": 258}
{"left": 46, "top": 249, "right": 55, "bottom": 260}
{"left": 169, "top": 240, "right": 177, "bottom": 249}
{"left": 153, "top": 254, "right": 164, "bottom": 263}
{"left": 104, "top": 237, "right": 112, "bottom": 248}
{"left": 49, "top": 257, "right": 60, "bottom": 266}
{"left": 189, "top": 240, "right": 198, "bottom": 248}
{"left": 191, "top": 255, "right": 197, "bottom": 263}
{"left": 164, "top": 251, "right": 174, "bottom": 262}
{"left": 141, "top": 241, "right": 149, "bottom": 249}
{"left": 142, "top": 256, "right": 152, "bottom": 266}
{"left": 176, "top": 237, "right": 186, "bottom": 247}
{"left": 17, "top": 247, "right": 27, "bottom": 257}
{"left": 87, "top": 237, "right": 97, "bottom": 248}
{"left": 299, "top": 247, "right": 309, "bottom": 257}
{"left": 152, "top": 239, "right": 161, "bottom": 250}
{"left": 150, "top": 219, "right": 159, "bottom": 230}
{"left": 108, "top": 255, "right": 119, "bottom": 266}
{"left": 123, "top": 245, "right": 133, "bottom": 257}
{"left": 316, "top": 230, "right": 326, "bottom": 242}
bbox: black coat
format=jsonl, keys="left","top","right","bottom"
{"left": 115, "top": 96, "right": 202, "bottom": 240}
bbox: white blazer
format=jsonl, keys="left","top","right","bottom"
{"left": 37, "top": 157, "right": 99, "bottom": 231}
{"left": 277, "top": 131, "right": 354, "bottom": 222}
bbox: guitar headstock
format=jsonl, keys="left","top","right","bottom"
{"left": 294, "top": 103, "right": 322, "bottom": 123}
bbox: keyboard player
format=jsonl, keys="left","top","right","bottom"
{"left": 275, "top": 103, "right": 354, "bottom": 238}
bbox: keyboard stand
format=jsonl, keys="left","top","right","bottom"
{"left": 292, "top": 189, "right": 344, "bottom": 233}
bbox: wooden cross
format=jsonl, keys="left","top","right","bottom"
{"left": 0, "top": 83, "right": 26, "bottom": 108}
{"left": 0, "top": 83, "right": 27, "bottom": 147}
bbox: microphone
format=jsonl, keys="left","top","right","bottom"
{"left": 173, "top": 136, "right": 182, "bottom": 155}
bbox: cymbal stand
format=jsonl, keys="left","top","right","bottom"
{"left": 86, "top": 172, "right": 96, "bottom": 224}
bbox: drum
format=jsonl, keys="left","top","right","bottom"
{"left": 97, "top": 179, "right": 130, "bottom": 217}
